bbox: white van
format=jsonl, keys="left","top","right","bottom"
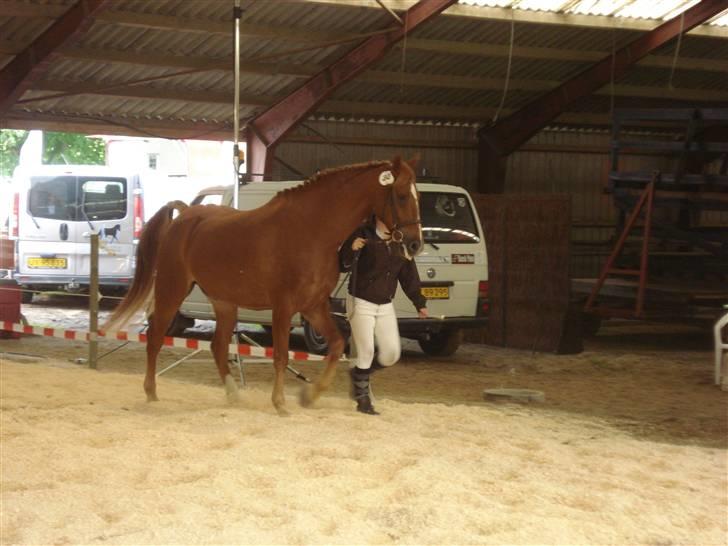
{"left": 9, "top": 165, "right": 144, "bottom": 302}
{"left": 177, "top": 181, "right": 489, "bottom": 356}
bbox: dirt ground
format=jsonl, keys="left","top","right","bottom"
{"left": 3, "top": 294, "right": 727, "bottom": 449}
{"left": 1, "top": 295, "right": 727, "bottom": 545}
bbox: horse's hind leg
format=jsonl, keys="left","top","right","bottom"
{"left": 144, "top": 275, "right": 192, "bottom": 402}
{"left": 210, "top": 301, "right": 240, "bottom": 403}
{"left": 271, "top": 306, "right": 294, "bottom": 416}
{"left": 298, "top": 302, "right": 345, "bottom": 407}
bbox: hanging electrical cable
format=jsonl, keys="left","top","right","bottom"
{"left": 399, "top": 11, "right": 409, "bottom": 95}
{"left": 668, "top": 12, "right": 685, "bottom": 91}
{"left": 610, "top": 20, "right": 616, "bottom": 118}
{"left": 492, "top": 8, "right": 515, "bottom": 125}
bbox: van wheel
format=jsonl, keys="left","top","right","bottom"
{"left": 302, "top": 319, "right": 350, "bottom": 356}
{"left": 303, "top": 320, "right": 329, "bottom": 355}
{"left": 418, "top": 328, "right": 463, "bottom": 357}
{"left": 166, "top": 313, "right": 195, "bottom": 337}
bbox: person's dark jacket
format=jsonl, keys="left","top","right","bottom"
{"left": 339, "top": 223, "right": 427, "bottom": 311}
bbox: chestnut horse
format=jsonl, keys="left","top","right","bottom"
{"left": 104, "top": 157, "right": 422, "bottom": 415}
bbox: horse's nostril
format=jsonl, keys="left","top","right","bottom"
{"left": 409, "top": 240, "right": 422, "bottom": 253}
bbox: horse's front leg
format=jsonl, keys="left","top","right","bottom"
{"left": 271, "top": 307, "right": 294, "bottom": 416}
{"left": 211, "top": 301, "right": 240, "bottom": 403}
{"left": 299, "top": 302, "right": 345, "bottom": 407}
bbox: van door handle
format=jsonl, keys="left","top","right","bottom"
{"left": 60, "top": 223, "right": 68, "bottom": 241}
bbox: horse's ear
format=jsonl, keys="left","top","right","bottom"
{"left": 391, "top": 155, "right": 402, "bottom": 175}
{"left": 407, "top": 154, "right": 420, "bottom": 171}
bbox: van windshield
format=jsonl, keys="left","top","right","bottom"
{"left": 420, "top": 192, "right": 480, "bottom": 244}
{"left": 28, "top": 176, "right": 128, "bottom": 222}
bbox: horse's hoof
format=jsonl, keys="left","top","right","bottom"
{"left": 146, "top": 393, "right": 159, "bottom": 402}
{"left": 298, "top": 384, "right": 317, "bottom": 407}
{"left": 275, "top": 406, "right": 290, "bottom": 417}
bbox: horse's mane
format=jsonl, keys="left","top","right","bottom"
{"left": 275, "top": 159, "right": 392, "bottom": 199}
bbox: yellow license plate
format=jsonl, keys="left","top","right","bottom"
{"left": 27, "top": 257, "right": 67, "bottom": 269}
{"left": 421, "top": 286, "right": 449, "bottom": 299}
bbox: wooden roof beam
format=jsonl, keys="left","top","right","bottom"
{"left": 2, "top": 111, "right": 231, "bottom": 140}
{"left": 0, "top": 0, "right": 110, "bottom": 113}
{"left": 12, "top": 41, "right": 723, "bottom": 74}
{"left": 26, "top": 77, "right": 724, "bottom": 123}
{"left": 29, "top": 69, "right": 728, "bottom": 105}
{"left": 6, "top": 27, "right": 728, "bottom": 73}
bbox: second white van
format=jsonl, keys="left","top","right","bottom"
{"left": 176, "top": 180, "right": 489, "bottom": 356}
{"left": 9, "top": 165, "right": 144, "bottom": 302}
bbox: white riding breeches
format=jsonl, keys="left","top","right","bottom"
{"left": 347, "top": 296, "right": 401, "bottom": 370}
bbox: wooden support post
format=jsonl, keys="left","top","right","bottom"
{"left": 88, "top": 233, "right": 99, "bottom": 369}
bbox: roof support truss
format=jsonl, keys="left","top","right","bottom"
{"left": 0, "top": 0, "right": 110, "bottom": 113}
{"left": 477, "top": 0, "right": 728, "bottom": 193}
{"left": 245, "top": 0, "right": 457, "bottom": 180}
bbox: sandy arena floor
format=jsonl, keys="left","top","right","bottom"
{"left": 1, "top": 296, "right": 727, "bottom": 545}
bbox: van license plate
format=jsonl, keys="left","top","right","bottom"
{"left": 421, "top": 286, "right": 449, "bottom": 299}
{"left": 28, "top": 257, "right": 67, "bottom": 269}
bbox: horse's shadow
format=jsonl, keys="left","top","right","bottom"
{"left": 181, "top": 323, "right": 309, "bottom": 352}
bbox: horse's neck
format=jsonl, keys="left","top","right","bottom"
{"left": 292, "top": 169, "right": 382, "bottom": 245}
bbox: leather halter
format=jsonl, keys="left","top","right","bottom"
{"left": 381, "top": 177, "right": 421, "bottom": 243}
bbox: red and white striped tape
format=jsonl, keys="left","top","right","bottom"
{"left": 0, "top": 321, "right": 324, "bottom": 361}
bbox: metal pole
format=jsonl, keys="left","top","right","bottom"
{"left": 88, "top": 233, "right": 99, "bottom": 369}
{"left": 232, "top": 0, "right": 241, "bottom": 210}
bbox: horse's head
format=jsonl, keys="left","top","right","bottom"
{"left": 375, "top": 156, "right": 423, "bottom": 259}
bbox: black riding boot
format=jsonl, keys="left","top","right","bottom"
{"left": 349, "top": 367, "right": 379, "bottom": 415}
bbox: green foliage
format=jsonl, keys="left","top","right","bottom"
{"left": 43, "top": 132, "right": 105, "bottom": 165}
{"left": 0, "top": 130, "right": 28, "bottom": 178}
{"left": 0, "top": 130, "right": 106, "bottom": 178}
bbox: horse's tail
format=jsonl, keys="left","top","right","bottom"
{"left": 103, "top": 200, "right": 188, "bottom": 332}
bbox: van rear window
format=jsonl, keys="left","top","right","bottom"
{"left": 29, "top": 176, "right": 128, "bottom": 222}
{"left": 420, "top": 192, "right": 480, "bottom": 244}
{"left": 29, "top": 176, "right": 76, "bottom": 221}
{"left": 81, "top": 178, "right": 127, "bottom": 221}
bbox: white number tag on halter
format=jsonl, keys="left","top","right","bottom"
{"left": 379, "top": 170, "right": 394, "bottom": 186}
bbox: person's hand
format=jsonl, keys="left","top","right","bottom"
{"left": 418, "top": 307, "right": 428, "bottom": 319}
{"left": 352, "top": 237, "right": 367, "bottom": 251}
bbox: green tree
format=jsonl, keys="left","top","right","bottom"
{"left": 0, "top": 130, "right": 106, "bottom": 178}
{"left": 0, "top": 129, "right": 28, "bottom": 178}
{"left": 43, "top": 132, "right": 105, "bottom": 165}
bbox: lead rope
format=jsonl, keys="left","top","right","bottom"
{"left": 347, "top": 247, "right": 362, "bottom": 322}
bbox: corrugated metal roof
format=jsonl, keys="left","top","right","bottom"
{"left": 462, "top": 0, "right": 727, "bottom": 24}
{"left": 1, "top": 0, "right": 726, "bottom": 138}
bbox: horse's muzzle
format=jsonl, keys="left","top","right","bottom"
{"left": 407, "top": 239, "right": 422, "bottom": 255}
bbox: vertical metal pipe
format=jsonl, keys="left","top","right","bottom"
{"left": 232, "top": 0, "right": 241, "bottom": 210}
{"left": 88, "top": 233, "right": 99, "bottom": 369}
